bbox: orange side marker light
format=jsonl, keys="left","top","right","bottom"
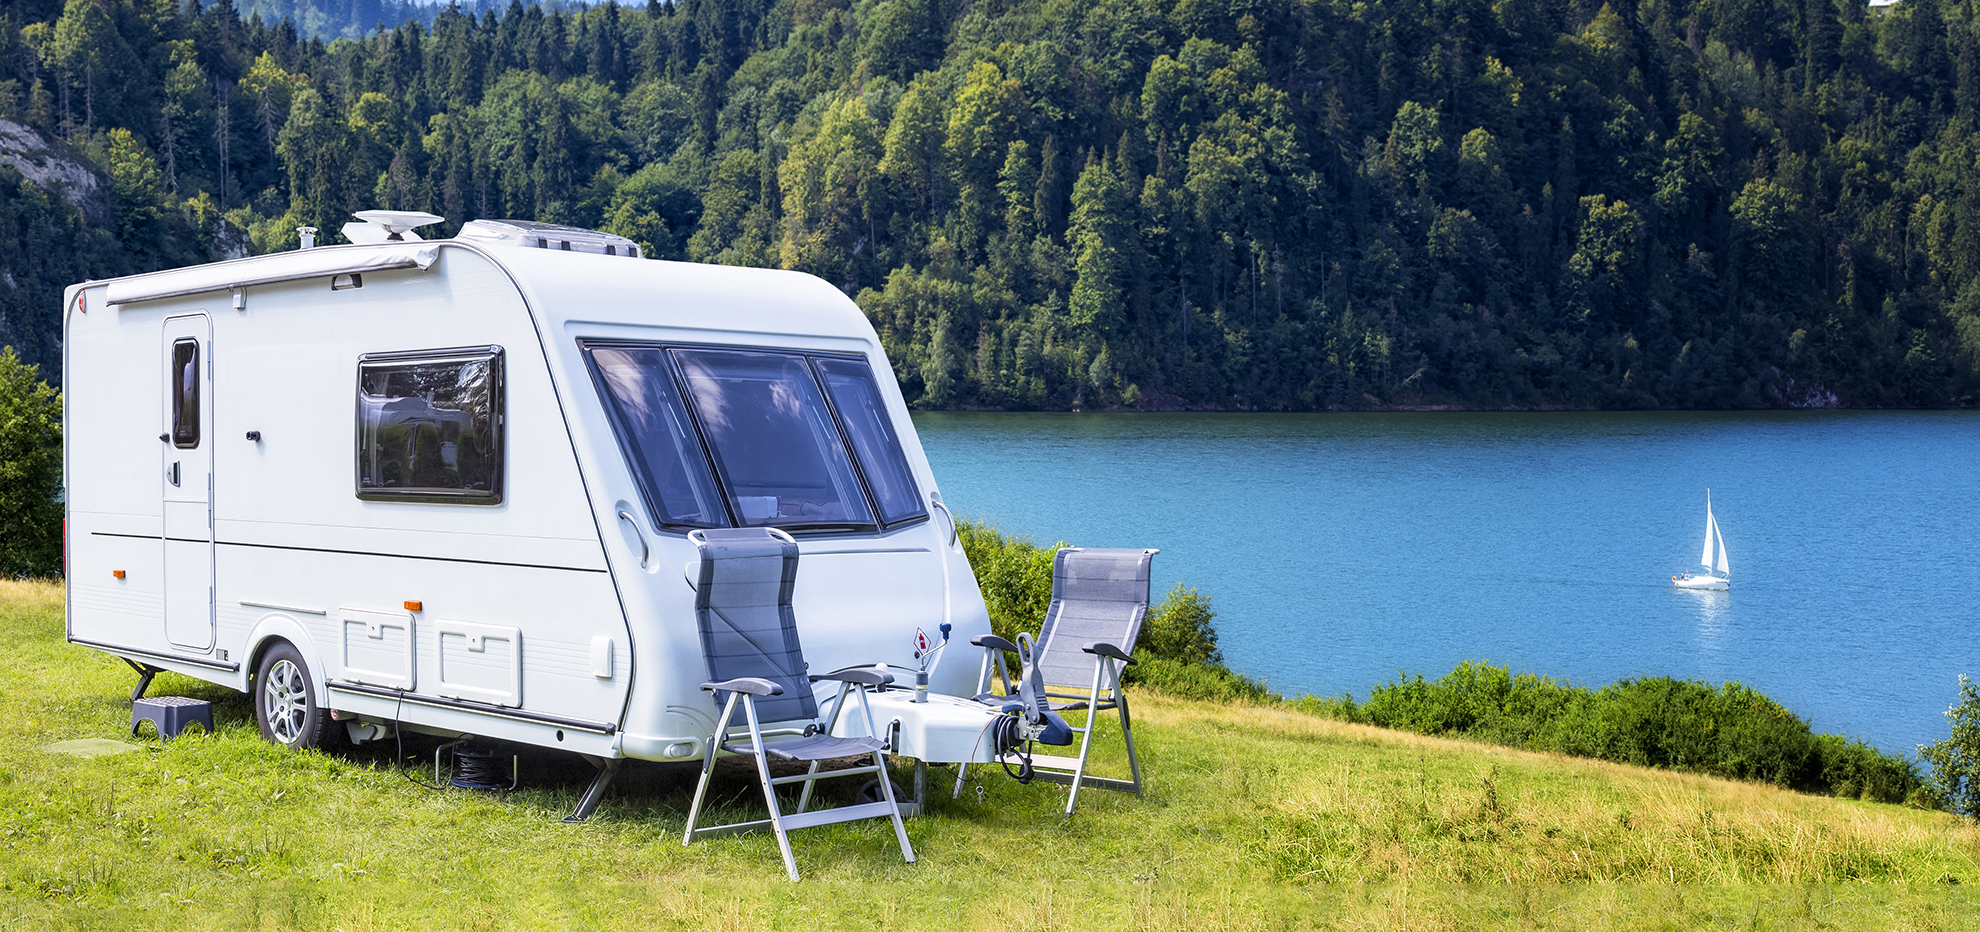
{"left": 404, "top": 601, "right": 423, "bottom": 612}
{"left": 112, "top": 570, "right": 126, "bottom": 579}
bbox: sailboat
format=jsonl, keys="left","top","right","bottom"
{"left": 1673, "top": 490, "right": 1731, "bottom": 590}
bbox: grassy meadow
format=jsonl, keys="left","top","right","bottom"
{"left": 2, "top": 577, "right": 1977, "bottom": 930}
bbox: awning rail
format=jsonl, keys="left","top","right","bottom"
{"left": 104, "top": 243, "right": 442, "bottom": 306}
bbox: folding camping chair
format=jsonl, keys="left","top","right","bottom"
{"left": 954, "top": 547, "right": 1158, "bottom": 816}
{"left": 680, "top": 527, "right": 914, "bottom": 882}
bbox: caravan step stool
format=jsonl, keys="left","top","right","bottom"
{"left": 132, "top": 697, "right": 213, "bottom": 742}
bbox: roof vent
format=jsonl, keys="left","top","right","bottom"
{"left": 343, "top": 210, "right": 444, "bottom": 245}
{"left": 456, "top": 219, "right": 643, "bottom": 258}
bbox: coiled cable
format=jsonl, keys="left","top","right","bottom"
{"left": 450, "top": 747, "right": 519, "bottom": 791}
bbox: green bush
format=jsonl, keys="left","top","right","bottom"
{"left": 955, "top": 518, "right": 1059, "bottom": 645}
{"left": 0, "top": 347, "right": 62, "bottom": 579}
{"left": 1919, "top": 674, "right": 1980, "bottom": 819}
{"left": 1129, "top": 655, "right": 1274, "bottom": 703}
{"left": 1138, "top": 583, "right": 1223, "bottom": 668}
{"left": 1349, "top": 661, "right": 1923, "bottom": 801}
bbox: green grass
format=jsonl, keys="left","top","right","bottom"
{"left": 3, "top": 579, "right": 1978, "bottom": 930}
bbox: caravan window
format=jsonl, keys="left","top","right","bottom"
{"left": 170, "top": 339, "right": 200, "bottom": 449}
{"left": 581, "top": 341, "right": 925, "bottom": 534}
{"left": 814, "top": 357, "right": 926, "bottom": 526}
{"left": 583, "top": 346, "right": 726, "bottom": 527}
{"left": 355, "top": 347, "right": 504, "bottom": 503}
{"left": 672, "top": 349, "right": 876, "bottom": 531}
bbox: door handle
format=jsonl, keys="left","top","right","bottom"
{"left": 167, "top": 462, "right": 181, "bottom": 487}
{"left": 617, "top": 510, "right": 649, "bottom": 569}
{"left": 929, "top": 497, "right": 958, "bottom": 546}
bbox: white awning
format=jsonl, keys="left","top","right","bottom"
{"left": 104, "top": 243, "right": 442, "bottom": 306}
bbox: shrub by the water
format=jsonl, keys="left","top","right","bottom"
{"left": 1130, "top": 584, "right": 1274, "bottom": 701}
{"left": 1138, "top": 584, "right": 1222, "bottom": 668}
{"left": 1919, "top": 674, "right": 1980, "bottom": 819}
{"left": 0, "top": 347, "right": 63, "bottom": 579}
{"left": 1340, "top": 661, "right": 1925, "bottom": 803}
{"left": 955, "top": 519, "right": 1058, "bottom": 647}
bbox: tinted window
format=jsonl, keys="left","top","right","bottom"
{"left": 356, "top": 348, "right": 503, "bottom": 503}
{"left": 583, "top": 345, "right": 726, "bottom": 527}
{"left": 814, "top": 357, "right": 924, "bottom": 526}
{"left": 673, "top": 349, "right": 875, "bottom": 530}
{"left": 171, "top": 339, "right": 200, "bottom": 449}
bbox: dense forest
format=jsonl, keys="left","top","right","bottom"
{"left": 4, "top": 0, "right": 1980, "bottom": 409}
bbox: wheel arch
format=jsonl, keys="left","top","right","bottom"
{"left": 243, "top": 613, "right": 330, "bottom": 704}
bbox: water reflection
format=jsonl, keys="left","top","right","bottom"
{"left": 1679, "top": 588, "right": 1731, "bottom": 652}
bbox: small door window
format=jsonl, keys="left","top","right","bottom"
{"left": 171, "top": 339, "right": 200, "bottom": 449}
{"left": 356, "top": 347, "right": 504, "bottom": 503}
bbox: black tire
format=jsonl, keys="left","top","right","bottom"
{"left": 254, "top": 641, "right": 338, "bottom": 750}
{"left": 855, "top": 778, "right": 908, "bottom": 805}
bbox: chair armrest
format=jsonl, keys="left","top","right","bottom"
{"left": 1082, "top": 642, "right": 1136, "bottom": 666}
{"left": 700, "top": 677, "right": 783, "bottom": 696}
{"left": 810, "top": 668, "right": 895, "bottom": 687}
{"left": 970, "top": 634, "right": 1021, "bottom": 653}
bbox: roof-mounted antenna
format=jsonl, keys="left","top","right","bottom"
{"left": 343, "top": 210, "right": 444, "bottom": 245}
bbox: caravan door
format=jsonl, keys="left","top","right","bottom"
{"left": 161, "top": 315, "right": 215, "bottom": 651}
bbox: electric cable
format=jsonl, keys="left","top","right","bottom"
{"left": 391, "top": 693, "right": 460, "bottom": 790}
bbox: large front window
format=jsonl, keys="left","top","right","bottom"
{"left": 582, "top": 341, "right": 926, "bottom": 534}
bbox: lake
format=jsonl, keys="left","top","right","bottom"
{"left": 914, "top": 410, "right": 1980, "bottom": 756}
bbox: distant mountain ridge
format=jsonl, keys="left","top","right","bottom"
{"left": 236, "top": 0, "right": 439, "bottom": 40}
{"left": 235, "top": 1, "right": 608, "bottom": 42}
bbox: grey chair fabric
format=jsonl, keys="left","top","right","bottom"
{"left": 693, "top": 527, "right": 814, "bottom": 725}
{"left": 1032, "top": 548, "right": 1156, "bottom": 689}
{"left": 957, "top": 546, "right": 1158, "bottom": 816}
{"left": 681, "top": 527, "right": 915, "bottom": 882}
{"left": 725, "top": 732, "right": 887, "bottom": 761}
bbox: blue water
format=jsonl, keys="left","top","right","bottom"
{"left": 914, "top": 410, "right": 1980, "bottom": 756}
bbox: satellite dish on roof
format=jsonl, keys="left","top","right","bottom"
{"left": 344, "top": 210, "right": 445, "bottom": 245}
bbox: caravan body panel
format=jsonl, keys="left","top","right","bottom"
{"left": 65, "top": 234, "right": 993, "bottom": 764}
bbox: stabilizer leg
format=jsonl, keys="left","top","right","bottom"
{"left": 123, "top": 658, "right": 163, "bottom": 703}
{"left": 562, "top": 757, "right": 622, "bottom": 823}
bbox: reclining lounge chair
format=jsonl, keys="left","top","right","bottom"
{"left": 955, "top": 546, "right": 1158, "bottom": 816}
{"left": 681, "top": 527, "right": 915, "bottom": 882}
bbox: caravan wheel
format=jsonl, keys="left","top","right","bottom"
{"left": 254, "top": 642, "right": 337, "bottom": 750}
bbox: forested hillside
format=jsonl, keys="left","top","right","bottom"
{"left": 4, "top": 0, "right": 1980, "bottom": 409}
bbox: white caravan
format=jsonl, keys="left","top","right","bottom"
{"left": 63, "top": 213, "right": 1000, "bottom": 808}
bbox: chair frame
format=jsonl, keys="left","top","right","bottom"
{"left": 678, "top": 527, "right": 915, "bottom": 882}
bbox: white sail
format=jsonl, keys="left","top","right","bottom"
{"left": 1700, "top": 507, "right": 1716, "bottom": 569}
{"left": 1714, "top": 521, "right": 1730, "bottom": 576}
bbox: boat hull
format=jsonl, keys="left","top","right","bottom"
{"left": 1672, "top": 574, "right": 1728, "bottom": 590}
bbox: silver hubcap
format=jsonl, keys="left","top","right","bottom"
{"left": 263, "top": 659, "right": 309, "bottom": 744}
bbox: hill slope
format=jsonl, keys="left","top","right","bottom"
{"left": 4, "top": 1, "right": 1980, "bottom": 408}
{"left": 2, "top": 579, "right": 1975, "bottom": 928}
